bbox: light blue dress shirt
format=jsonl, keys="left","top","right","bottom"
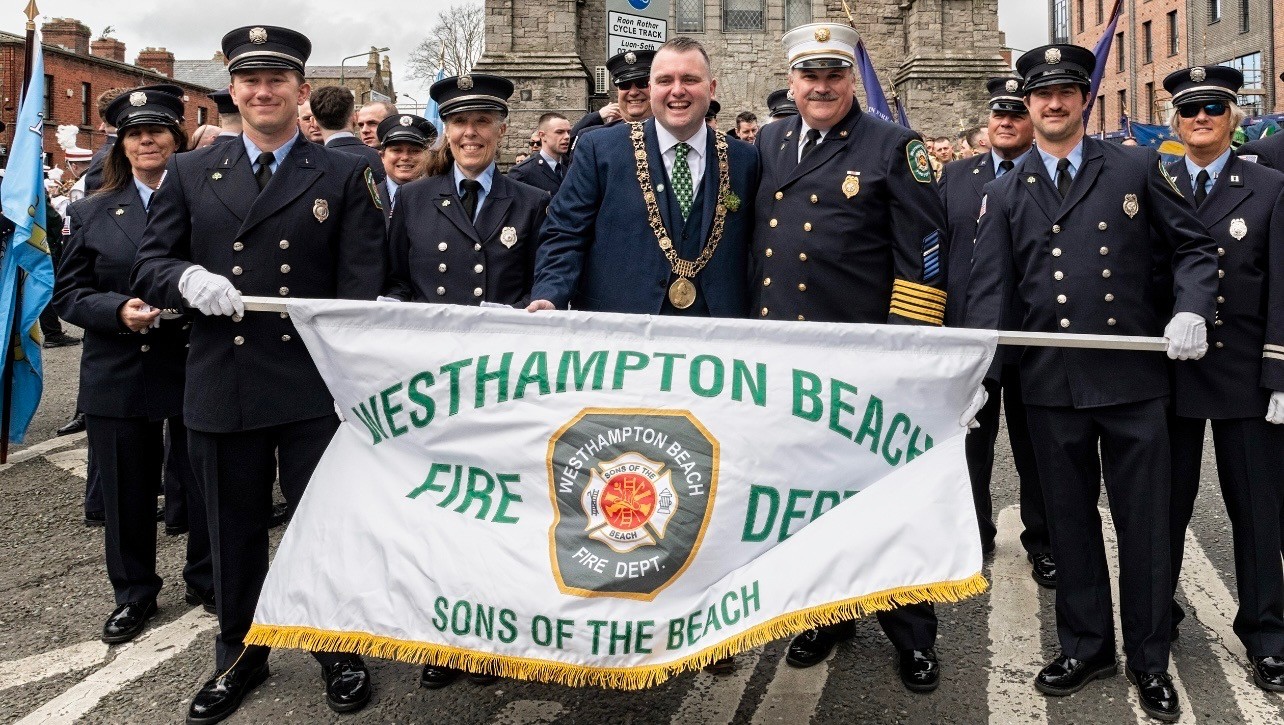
{"left": 991, "top": 150, "right": 1017, "bottom": 178}
{"left": 1184, "top": 147, "right": 1232, "bottom": 196}
{"left": 1037, "top": 139, "right": 1085, "bottom": 183}
{"left": 244, "top": 131, "right": 300, "bottom": 175}
{"left": 453, "top": 163, "right": 496, "bottom": 220}
{"left": 133, "top": 177, "right": 155, "bottom": 211}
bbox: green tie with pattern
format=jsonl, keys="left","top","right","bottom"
{"left": 672, "top": 142, "right": 693, "bottom": 220}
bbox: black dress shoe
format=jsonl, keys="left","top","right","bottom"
{"left": 102, "top": 600, "right": 157, "bottom": 644}
{"left": 703, "top": 656, "right": 735, "bottom": 675}
{"left": 785, "top": 621, "right": 855, "bottom": 668}
{"left": 187, "top": 659, "right": 270, "bottom": 725}
{"left": 269, "top": 502, "right": 290, "bottom": 529}
{"left": 1034, "top": 654, "right": 1117, "bottom": 695}
{"left": 419, "top": 665, "right": 461, "bottom": 689}
{"left": 1126, "top": 668, "right": 1180, "bottom": 722}
{"left": 323, "top": 656, "right": 372, "bottom": 713}
{"left": 1251, "top": 656, "right": 1284, "bottom": 692}
{"left": 84, "top": 510, "right": 106, "bottom": 527}
{"left": 166, "top": 522, "right": 189, "bottom": 536}
{"left": 981, "top": 539, "right": 996, "bottom": 557}
{"left": 57, "top": 412, "right": 86, "bottom": 436}
{"left": 1028, "top": 552, "right": 1057, "bottom": 589}
{"left": 185, "top": 586, "right": 217, "bottom": 615}
{"left": 897, "top": 648, "right": 940, "bottom": 693}
{"left": 43, "top": 331, "right": 81, "bottom": 348}
{"left": 467, "top": 673, "right": 499, "bottom": 685}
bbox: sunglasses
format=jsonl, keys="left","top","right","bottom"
{"left": 529, "top": 141, "right": 540, "bottom": 148}
{"left": 616, "top": 79, "right": 649, "bottom": 91}
{"left": 1177, "top": 102, "right": 1228, "bottom": 118}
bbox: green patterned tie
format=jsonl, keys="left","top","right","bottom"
{"left": 672, "top": 142, "right": 693, "bottom": 220}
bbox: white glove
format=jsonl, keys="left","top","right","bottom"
{"left": 960, "top": 386, "right": 988, "bottom": 429}
{"left": 1163, "top": 312, "right": 1208, "bottom": 360}
{"left": 179, "top": 265, "right": 244, "bottom": 317}
{"left": 1267, "top": 391, "right": 1284, "bottom": 425}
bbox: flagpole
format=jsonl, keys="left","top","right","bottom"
{"left": 1, "top": 0, "right": 40, "bottom": 462}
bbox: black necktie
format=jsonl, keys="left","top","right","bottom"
{"left": 255, "top": 151, "right": 274, "bottom": 191}
{"left": 554, "top": 163, "right": 564, "bottom": 182}
{"left": 999, "top": 159, "right": 1014, "bottom": 175}
{"left": 800, "top": 129, "right": 821, "bottom": 161}
{"left": 1194, "top": 169, "right": 1210, "bottom": 207}
{"left": 1055, "top": 158, "right": 1072, "bottom": 198}
{"left": 460, "top": 179, "right": 482, "bottom": 222}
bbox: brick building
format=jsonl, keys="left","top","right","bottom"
{"left": 173, "top": 47, "right": 397, "bottom": 106}
{"left": 0, "top": 18, "right": 217, "bottom": 170}
{"left": 1051, "top": 0, "right": 1281, "bottom": 136}
{"left": 477, "top": 0, "right": 1011, "bottom": 162}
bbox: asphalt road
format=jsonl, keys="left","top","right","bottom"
{"left": 1, "top": 329, "right": 1280, "bottom": 724}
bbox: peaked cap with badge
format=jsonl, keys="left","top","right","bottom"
{"left": 429, "top": 73, "right": 513, "bottom": 117}
{"left": 766, "top": 88, "right": 798, "bottom": 119}
{"left": 221, "top": 25, "right": 311, "bottom": 75}
{"left": 781, "top": 22, "right": 858, "bottom": 69}
{"left": 1016, "top": 44, "right": 1095, "bottom": 92}
{"left": 1162, "top": 65, "right": 1242, "bottom": 107}
{"left": 105, "top": 84, "right": 185, "bottom": 132}
{"left": 377, "top": 114, "right": 437, "bottom": 148}
{"left": 606, "top": 49, "right": 655, "bottom": 86}
{"left": 987, "top": 76, "right": 1028, "bottom": 114}
{"left": 208, "top": 88, "right": 238, "bottom": 116}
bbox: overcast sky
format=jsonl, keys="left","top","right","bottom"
{"left": 5, "top": 0, "right": 1049, "bottom": 103}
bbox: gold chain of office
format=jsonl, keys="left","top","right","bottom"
{"left": 629, "top": 121, "right": 731, "bottom": 309}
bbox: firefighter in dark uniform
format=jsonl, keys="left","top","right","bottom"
{"left": 569, "top": 50, "right": 655, "bottom": 150}
{"left": 753, "top": 22, "right": 954, "bottom": 694}
{"left": 965, "top": 45, "right": 1219, "bottom": 721}
{"left": 53, "top": 85, "right": 213, "bottom": 645}
{"left": 939, "top": 77, "right": 1052, "bottom": 586}
{"left": 383, "top": 74, "right": 549, "bottom": 309}
{"left": 376, "top": 112, "right": 435, "bottom": 220}
{"left": 1162, "top": 65, "right": 1284, "bottom": 692}
{"left": 765, "top": 88, "right": 798, "bottom": 122}
{"left": 130, "top": 26, "right": 387, "bottom": 725}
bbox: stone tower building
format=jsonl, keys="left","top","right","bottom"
{"left": 475, "top": 0, "right": 1010, "bottom": 161}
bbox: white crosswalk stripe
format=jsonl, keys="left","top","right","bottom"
{"left": 985, "top": 506, "right": 1048, "bottom": 724}
{"left": 0, "top": 639, "right": 109, "bottom": 692}
{"left": 749, "top": 648, "right": 829, "bottom": 724}
{"left": 670, "top": 648, "right": 764, "bottom": 724}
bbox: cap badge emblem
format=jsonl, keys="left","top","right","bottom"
{"left": 1123, "top": 193, "right": 1139, "bottom": 219}
{"left": 1005, "top": 79, "right": 1019, "bottom": 94}
{"left": 248, "top": 27, "right": 268, "bottom": 45}
{"left": 501, "top": 226, "right": 518, "bottom": 248}
{"left": 1229, "top": 218, "right": 1247, "bottom": 240}
{"left": 624, "top": 51, "right": 637, "bottom": 65}
{"left": 1045, "top": 47, "right": 1062, "bottom": 65}
{"left": 1190, "top": 67, "right": 1207, "bottom": 82}
{"left": 815, "top": 27, "right": 831, "bottom": 42}
{"left": 399, "top": 115, "right": 413, "bottom": 126}
{"left": 457, "top": 75, "right": 474, "bottom": 90}
{"left": 785, "top": 89, "right": 795, "bottom": 101}
{"left": 129, "top": 92, "right": 147, "bottom": 107}
{"left": 313, "top": 198, "right": 330, "bottom": 223}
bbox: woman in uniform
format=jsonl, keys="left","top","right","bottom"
{"left": 54, "top": 85, "right": 212, "bottom": 644}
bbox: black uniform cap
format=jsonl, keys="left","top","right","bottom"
{"left": 429, "top": 74, "right": 513, "bottom": 117}
{"left": 1162, "top": 65, "right": 1242, "bottom": 108}
{"left": 222, "top": 25, "right": 311, "bottom": 76}
{"left": 378, "top": 114, "right": 438, "bottom": 148}
{"left": 106, "top": 85, "right": 185, "bottom": 132}
{"left": 988, "top": 77, "right": 1027, "bottom": 113}
{"left": 607, "top": 49, "right": 655, "bottom": 86}
{"left": 705, "top": 99, "right": 720, "bottom": 121}
{"left": 1017, "top": 44, "right": 1095, "bottom": 93}
{"left": 766, "top": 88, "right": 798, "bottom": 119}
{"left": 209, "top": 88, "right": 237, "bottom": 116}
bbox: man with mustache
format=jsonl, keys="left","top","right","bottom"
{"left": 965, "top": 44, "right": 1219, "bottom": 722}
{"left": 752, "top": 22, "right": 964, "bottom": 695}
{"left": 569, "top": 50, "right": 655, "bottom": 150}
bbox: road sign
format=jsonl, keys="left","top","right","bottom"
{"left": 605, "top": 0, "right": 669, "bottom": 58}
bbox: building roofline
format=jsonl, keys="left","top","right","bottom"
{"left": 0, "top": 30, "right": 217, "bottom": 92}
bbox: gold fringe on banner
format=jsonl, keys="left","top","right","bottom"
{"left": 244, "top": 572, "right": 988, "bottom": 690}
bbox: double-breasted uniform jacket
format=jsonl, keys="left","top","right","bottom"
{"left": 751, "top": 103, "right": 948, "bottom": 325}
{"left": 384, "top": 171, "right": 550, "bottom": 305}
{"left": 1166, "top": 153, "right": 1284, "bottom": 419}
{"left": 54, "top": 185, "right": 188, "bottom": 421}
{"left": 1238, "top": 132, "right": 1284, "bottom": 170}
{"left": 129, "top": 135, "right": 388, "bottom": 433}
{"left": 325, "top": 134, "right": 387, "bottom": 183}
{"left": 939, "top": 153, "right": 996, "bottom": 327}
{"left": 507, "top": 153, "right": 564, "bottom": 196}
{"left": 532, "top": 119, "right": 760, "bottom": 316}
{"left": 965, "top": 136, "right": 1219, "bottom": 408}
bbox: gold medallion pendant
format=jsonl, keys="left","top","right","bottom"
{"left": 668, "top": 277, "right": 697, "bottom": 309}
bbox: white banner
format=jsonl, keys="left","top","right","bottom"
{"left": 247, "top": 300, "right": 996, "bottom": 688}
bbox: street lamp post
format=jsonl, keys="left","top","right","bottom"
{"left": 339, "top": 47, "right": 390, "bottom": 88}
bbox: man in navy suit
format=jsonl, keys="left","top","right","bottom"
{"left": 508, "top": 112, "right": 571, "bottom": 195}
{"left": 311, "top": 85, "right": 386, "bottom": 183}
{"left": 529, "top": 37, "right": 758, "bottom": 319}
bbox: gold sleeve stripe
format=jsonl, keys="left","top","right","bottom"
{"left": 1264, "top": 344, "right": 1284, "bottom": 354}
{"left": 891, "top": 291, "right": 946, "bottom": 314}
{"left": 1264, "top": 350, "right": 1284, "bottom": 362}
{"left": 890, "top": 302, "right": 945, "bottom": 326}
{"left": 893, "top": 279, "right": 947, "bottom": 302}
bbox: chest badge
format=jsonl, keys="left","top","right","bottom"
{"left": 500, "top": 226, "right": 518, "bottom": 248}
{"left": 1229, "top": 218, "right": 1247, "bottom": 240}
{"left": 1122, "top": 193, "right": 1139, "bottom": 219}
{"left": 842, "top": 173, "right": 860, "bottom": 198}
{"left": 313, "top": 198, "right": 330, "bottom": 223}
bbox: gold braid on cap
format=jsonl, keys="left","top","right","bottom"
{"left": 630, "top": 122, "right": 730, "bottom": 280}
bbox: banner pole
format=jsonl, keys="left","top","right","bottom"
{"left": 238, "top": 296, "right": 1169, "bottom": 352}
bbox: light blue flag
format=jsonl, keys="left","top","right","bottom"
{"left": 0, "top": 38, "right": 55, "bottom": 444}
{"left": 424, "top": 68, "right": 446, "bottom": 136}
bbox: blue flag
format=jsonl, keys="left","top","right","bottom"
{"left": 1083, "top": 0, "right": 1125, "bottom": 123}
{"left": 0, "top": 38, "right": 55, "bottom": 444}
{"left": 856, "top": 39, "right": 911, "bottom": 129}
{"left": 424, "top": 67, "right": 446, "bottom": 136}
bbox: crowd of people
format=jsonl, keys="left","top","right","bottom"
{"left": 30, "top": 17, "right": 1284, "bottom": 725}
